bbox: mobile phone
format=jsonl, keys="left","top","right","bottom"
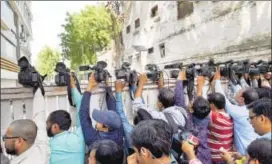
{"left": 219, "top": 147, "right": 227, "bottom": 153}
{"left": 187, "top": 134, "right": 199, "bottom": 146}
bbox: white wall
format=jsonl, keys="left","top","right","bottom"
{"left": 121, "top": 1, "right": 271, "bottom": 71}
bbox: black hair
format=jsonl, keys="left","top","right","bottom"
{"left": 242, "top": 88, "right": 259, "bottom": 105}
{"left": 247, "top": 138, "right": 272, "bottom": 164}
{"left": 255, "top": 87, "right": 272, "bottom": 99}
{"left": 248, "top": 98, "right": 272, "bottom": 122}
{"left": 158, "top": 88, "right": 175, "bottom": 108}
{"left": 48, "top": 110, "right": 71, "bottom": 131}
{"left": 192, "top": 96, "right": 211, "bottom": 119}
{"left": 130, "top": 119, "right": 172, "bottom": 158}
{"left": 207, "top": 92, "right": 226, "bottom": 110}
{"left": 90, "top": 140, "right": 124, "bottom": 164}
{"left": 133, "top": 108, "right": 153, "bottom": 125}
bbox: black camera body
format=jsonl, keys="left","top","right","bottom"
{"left": 18, "top": 56, "right": 41, "bottom": 87}
{"left": 256, "top": 60, "right": 269, "bottom": 74}
{"left": 115, "top": 62, "right": 138, "bottom": 84}
{"left": 79, "top": 61, "right": 110, "bottom": 83}
{"left": 164, "top": 63, "right": 183, "bottom": 79}
{"left": 231, "top": 60, "right": 249, "bottom": 76}
{"left": 145, "top": 64, "right": 160, "bottom": 81}
{"left": 54, "top": 62, "right": 70, "bottom": 86}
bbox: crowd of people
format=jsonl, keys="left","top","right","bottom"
{"left": 1, "top": 66, "right": 271, "bottom": 164}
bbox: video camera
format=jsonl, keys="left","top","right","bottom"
{"left": 18, "top": 56, "right": 46, "bottom": 95}
{"left": 79, "top": 61, "right": 110, "bottom": 83}
{"left": 195, "top": 59, "right": 216, "bottom": 79}
{"left": 54, "top": 62, "right": 70, "bottom": 86}
{"left": 231, "top": 60, "right": 250, "bottom": 77}
{"left": 54, "top": 62, "right": 81, "bottom": 107}
{"left": 115, "top": 62, "right": 138, "bottom": 84}
{"left": 145, "top": 64, "right": 161, "bottom": 81}
{"left": 164, "top": 63, "right": 183, "bottom": 79}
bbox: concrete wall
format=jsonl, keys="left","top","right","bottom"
{"left": 121, "top": 1, "right": 271, "bottom": 71}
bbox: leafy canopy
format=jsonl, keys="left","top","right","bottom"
{"left": 59, "top": 5, "right": 115, "bottom": 70}
{"left": 36, "top": 46, "right": 61, "bottom": 76}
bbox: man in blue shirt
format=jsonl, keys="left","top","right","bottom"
{"left": 214, "top": 68, "right": 259, "bottom": 156}
{"left": 248, "top": 98, "right": 271, "bottom": 140}
{"left": 46, "top": 76, "right": 85, "bottom": 164}
{"left": 79, "top": 73, "right": 124, "bottom": 150}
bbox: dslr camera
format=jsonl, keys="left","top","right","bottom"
{"left": 54, "top": 62, "right": 70, "bottom": 86}
{"left": 115, "top": 62, "right": 138, "bottom": 84}
{"left": 164, "top": 63, "right": 183, "bottom": 79}
{"left": 145, "top": 64, "right": 161, "bottom": 81}
{"left": 79, "top": 61, "right": 110, "bottom": 83}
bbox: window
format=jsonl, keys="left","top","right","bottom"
{"left": 159, "top": 43, "right": 165, "bottom": 58}
{"left": 177, "top": 1, "right": 194, "bottom": 20}
{"left": 151, "top": 5, "right": 158, "bottom": 17}
{"left": 148, "top": 47, "right": 154, "bottom": 54}
{"left": 135, "top": 18, "right": 140, "bottom": 28}
{"left": 126, "top": 25, "right": 131, "bottom": 34}
{"left": 1, "top": 35, "right": 17, "bottom": 62}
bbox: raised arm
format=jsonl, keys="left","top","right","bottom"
{"left": 214, "top": 68, "right": 237, "bottom": 116}
{"left": 115, "top": 80, "right": 134, "bottom": 149}
{"left": 133, "top": 74, "right": 165, "bottom": 120}
{"left": 32, "top": 88, "right": 48, "bottom": 145}
{"left": 79, "top": 73, "right": 98, "bottom": 146}
{"left": 70, "top": 75, "right": 83, "bottom": 128}
{"left": 196, "top": 76, "right": 205, "bottom": 97}
{"left": 175, "top": 71, "right": 186, "bottom": 109}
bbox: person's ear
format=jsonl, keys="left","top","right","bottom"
{"left": 52, "top": 124, "right": 60, "bottom": 133}
{"left": 140, "top": 148, "right": 150, "bottom": 159}
{"left": 157, "top": 102, "right": 163, "bottom": 109}
{"left": 259, "top": 115, "right": 266, "bottom": 123}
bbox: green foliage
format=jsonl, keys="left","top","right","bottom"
{"left": 36, "top": 46, "right": 61, "bottom": 76}
{"left": 59, "top": 5, "right": 118, "bottom": 70}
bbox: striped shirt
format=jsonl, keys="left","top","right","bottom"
{"left": 208, "top": 111, "right": 234, "bottom": 162}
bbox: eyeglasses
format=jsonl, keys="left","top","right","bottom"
{"left": 2, "top": 135, "right": 27, "bottom": 142}
{"left": 247, "top": 115, "right": 257, "bottom": 121}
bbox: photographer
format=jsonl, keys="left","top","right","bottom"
{"left": 2, "top": 88, "right": 50, "bottom": 164}
{"left": 127, "top": 119, "right": 178, "bottom": 164}
{"left": 88, "top": 140, "right": 124, "bottom": 164}
{"left": 247, "top": 98, "right": 271, "bottom": 139}
{"left": 79, "top": 73, "right": 124, "bottom": 149}
{"left": 132, "top": 74, "right": 188, "bottom": 133}
{"left": 46, "top": 75, "right": 85, "bottom": 164}
{"left": 214, "top": 67, "right": 259, "bottom": 156}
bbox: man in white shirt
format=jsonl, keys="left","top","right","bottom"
{"left": 3, "top": 88, "right": 50, "bottom": 164}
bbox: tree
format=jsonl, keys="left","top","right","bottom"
{"left": 36, "top": 46, "right": 61, "bottom": 76}
{"left": 59, "top": 5, "right": 119, "bottom": 70}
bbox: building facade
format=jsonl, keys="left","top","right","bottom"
{"left": 1, "top": 1, "right": 32, "bottom": 88}
{"left": 120, "top": 1, "right": 271, "bottom": 72}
